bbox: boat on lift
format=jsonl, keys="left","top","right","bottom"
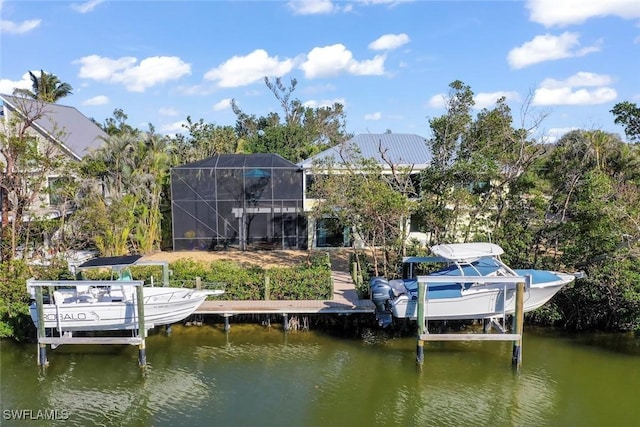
{"left": 370, "top": 243, "right": 575, "bottom": 327}
{"left": 27, "top": 255, "right": 224, "bottom": 332}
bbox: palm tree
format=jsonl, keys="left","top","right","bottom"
{"left": 13, "top": 70, "right": 73, "bottom": 103}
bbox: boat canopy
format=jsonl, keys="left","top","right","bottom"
{"left": 78, "top": 255, "right": 143, "bottom": 270}
{"left": 77, "top": 255, "right": 170, "bottom": 286}
{"left": 430, "top": 243, "right": 504, "bottom": 262}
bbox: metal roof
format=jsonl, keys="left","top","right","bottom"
{"left": 1, "top": 94, "right": 108, "bottom": 160}
{"left": 174, "top": 153, "right": 299, "bottom": 169}
{"left": 298, "top": 133, "right": 432, "bottom": 170}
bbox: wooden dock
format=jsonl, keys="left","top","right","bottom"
{"left": 195, "top": 271, "right": 375, "bottom": 316}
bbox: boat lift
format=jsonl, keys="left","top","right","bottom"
{"left": 29, "top": 279, "right": 148, "bottom": 368}
{"left": 414, "top": 274, "right": 530, "bottom": 369}
{"left": 30, "top": 255, "right": 172, "bottom": 369}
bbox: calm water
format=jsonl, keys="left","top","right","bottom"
{"left": 1, "top": 324, "right": 639, "bottom": 427}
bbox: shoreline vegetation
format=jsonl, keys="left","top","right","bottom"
{"left": 1, "top": 247, "right": 639, "bottom": 342}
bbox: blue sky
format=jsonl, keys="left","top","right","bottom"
{"left": 1, "top": 0, "right": 639, "bottom": 142}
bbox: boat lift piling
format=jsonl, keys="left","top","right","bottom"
{"left": 136, "top": 284, "right": 147, "bottom": 367}
{"left": 35, "top": 286, "right": 48, "bottom": 367}
{"left": 416, "top": 275, "right": 528, "bottom": 369}
{"left": 511, "top": 281, "right": 525, "bottom": 368}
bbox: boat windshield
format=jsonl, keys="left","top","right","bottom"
{"left": 405, "top": 257, "right": 511, "bottom": 278}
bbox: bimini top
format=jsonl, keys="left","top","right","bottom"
{"left": 430, "top": 243, "right": 504, "bottom": 262}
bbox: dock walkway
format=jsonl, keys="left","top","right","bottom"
{"left": 195, "top": 271, "right": 375, "bottom": 316}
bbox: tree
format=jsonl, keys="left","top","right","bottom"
{"left": 231, "top": 77, "right": 349, "bottom": 163}
{"left": 418, "top": 80, "right": 474, "bottom": 244}
{"left": 538, "top": 130, "right": 640, "bottom": 330}
{"left": 310, "top": 142, "right": 415, "bottom": 278}
{"left": 611, "top": 101, "right": 640, "bottom": 143}
{"left": 172, "top": 116, "right": 239, "bottom": 163}
{"left": 101, "top": 108, "right": 139, "bottom": 137}
{"left": 12, "top": 70, "right": 73, "bottom": 103}
{"left": 73, "top": 127, "right": 174, "bottom": 255}
{"left": 0, "top": 97, "right": 70, "bottom": 262}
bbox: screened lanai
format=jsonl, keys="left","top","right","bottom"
{"left": 170, "top": 154, "right": 307, "bottom": 251}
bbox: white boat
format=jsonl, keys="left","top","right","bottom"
{"left": 27, "top": 255, "right": 223, "bottom": 332}
{"left": 370, "top": 243, "right": 576, "bottom": 327}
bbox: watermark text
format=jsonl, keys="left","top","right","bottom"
{"left": 3, "top": 409, "right": 70, "bottom": 421}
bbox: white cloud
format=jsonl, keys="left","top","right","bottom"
{"left": 75, "top": 55, "right": 191, "bottom": 92}
{"left": 364, "top": 112, "right": 382, "bottom": 120}
{"left": 302, "top": 97, "right": 346, "bottom": 108}
{"left": 213, "top": 98, "right": 232, "bottom": 111}
{"left": 82, "top": 95, "right": 109, "bottom": 106}
{"left": 369, "top": 33, "right": 410, "bottom": 51}
{"left": 533, "top": 72, "right": 617, "bottom": 105}
{"left": 0, "top": 19, "right": 41, "bottom": 34}
{"left": 160, "top": 120, "right": 188, "bottom": 134}
{"left": 427, "top": 93, "right": 446, "bottom": 109}
{"left": 71, "top": 0, "right": 104, "bottom": 13}
{"left": 539, "top": 71, "right": 612, "bottom": 89}
{"left": 526, "top": 0, "right": 640, "bottom": 27}
{"left": 158, "top": 107, "right": 179, "bottom": 116}
{"left": 300, "top": 44, "right": 386, "bottom": 78}
{"left": 474, "top": 91, "right": 521, "bottom": 109}
{"left": 533, "top": 87, "right": 617, "bottom": 105}
{"left": 287, "top": 0, "right": 402, "bottom": 15}
{"left": 0, "top": 72, "right": 33, "bottom": 94}
{"left": 204, "top": 49, "right": 294, "bottom": 88}
{"left": 288, "top": 0, "right": 336, "bottom": 15}
{"left": 541, "top": 127, "right": 577, "bottom": 144}
{"left": 176, "top": 83, "right": 216, "bottom": 97}
{"left": 507, "top": 32, "right": 600, "bottom": 69}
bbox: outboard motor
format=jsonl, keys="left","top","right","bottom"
{"left": 370, "top": 277, "right": 394, "bottom": 327}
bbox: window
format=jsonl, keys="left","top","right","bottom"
{"left": 316, "top": 218, "right": 350, "bottom": 248}
{"left": 48, "top": 176, "right": 72, "bottom": 206}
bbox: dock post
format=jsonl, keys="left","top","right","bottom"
{"left": 512, "top": 281, "right": 525, "bottom": 368}
{"left": 138, "top": 340, "right": 147, "bottom": 367}
{"left": 351, "top": 262, "right": 358, "bottom": 284}
{"left": 416, "top": 279, "right": 426, "bottom": 364}
{"left": 35, "top": 286, "right": 48, "bottom": 367}
{"left": 136, "top": 284, "right": 147, "bottom": 367}
{"left": 195, "top": 276, "right": 201, "bottom": 290}
{"left": 283, "top": 313, "right": 289, "bottom": 332}
{"left": 224, "top": 315, "right": 230, "bottom": 332}
{"left": 162, "top": 262, "right": 170, "bottom": 286}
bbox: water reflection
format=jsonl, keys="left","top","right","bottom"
{"left": 41, "top": 363, "right": 211, "bottom": 426}
{"left": 1, "top": 325, "right": 639, "bottom": 427}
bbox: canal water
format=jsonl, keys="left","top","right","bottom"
{"left": 1, "top": 324, "right": 639, "bottom": 426}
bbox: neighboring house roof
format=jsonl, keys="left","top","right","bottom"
{"left": 174, "top": 153, "right": 299, "bottom": 169}
{"left": 298, "top": 133, "right": 432, "bottom": 170}
{"left": 1, "top": 94, "right": 107, "bottom": 160}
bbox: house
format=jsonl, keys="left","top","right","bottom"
{"left": 297, "top": 133, "right": 433, "bottom": 248}
{"left": 0, "top": 94, "right": 108, "bottom": 223}
{"left": 170, "top": 153, "right": 307, "bottom": 251}
{"left": 169, "top": 134, "right": 433, "bottom": 251}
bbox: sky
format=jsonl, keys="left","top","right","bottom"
{"left": 1, "top": 0, "right": 639, "bottom": 143}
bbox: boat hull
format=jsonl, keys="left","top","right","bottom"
{"left": 389, "top": 277, "right": 569, "bottom": 320}
{"left": 29, "top": 288, "right": 217, "bottom": 331}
